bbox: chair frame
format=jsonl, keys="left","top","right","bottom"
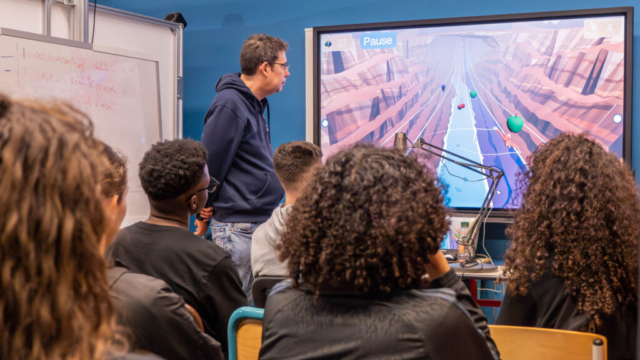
{"left": 251, "top": 276, "right": 287, "bottom": 308}
{"left": 227, "top": 306, "right": 265, "bottom": 360}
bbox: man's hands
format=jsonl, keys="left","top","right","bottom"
{"left": 194, "top": 207, "right": 214, "bottom": 236}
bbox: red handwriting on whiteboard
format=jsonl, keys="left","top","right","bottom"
{"left": 71, "top": 75, "right": 95, "bottom": 88}
{"left": 36, "top": 52, "right": 87, "bottom": 70}
{"left": 37, "top": 70, "right": 64, "bottom": 84}
{"left": 96, "top": 84, "right": 118, "bottom": 94}
{"left": 38, "top": 70, "right": 54, "bottom": 83}
{"left": 93, "top": 62, "right": 110, "bottom": 72}
{"left": 70, "top": 74, "right": 119, "bottom": 94}
{"left": 72, "top": 92, "right": 115, "bottom": 111}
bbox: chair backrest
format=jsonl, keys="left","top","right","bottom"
{"left": 489, "top": 325, "right": 607, "bottom": 360}
{"left": 228, "top": 306, "right": 264, "bottom": 360}
{"left": 236, "top": 319, "right": 263, "bottom": 360}
{"left": 184, "top": 303, "right": 204, "bottom": 332}
{"left": 251, "top": 276, "right": 287, "bottom": 308}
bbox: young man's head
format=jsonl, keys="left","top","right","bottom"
{"left": 240, "top": 34, "right": 290, "bottom": 97}
{"left": 273, "top": 141, "right": 322, "bottom": 205}
{"left": 139, "top": 139, "right": 212, "bottom": 217}
{"left": 100, "top": 144, "right": 128, "bottom": 251}
{"left": 279, "top": 145, "right": 449, "bottom": 296}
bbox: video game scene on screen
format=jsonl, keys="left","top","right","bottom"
{"left": 319, "top": 16, "right": 626, "bottom": 215}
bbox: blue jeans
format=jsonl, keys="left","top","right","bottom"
{"left": 210, "top": 221, "right": 261, "bottom": 304}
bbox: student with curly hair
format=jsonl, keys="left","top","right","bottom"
{"left": 101, "top": 146, "right": 223, "bottom": 360}
{"left": 0, "top": 96, "right": 159, "bottom": 360}
{"left": 259, "top": 145, "right": 499, "bottom": 360}
{"left": 496, "top": 133, "right": 638, "bottom": 360}
{"left": 108, "top": 139, "right": 247, "bottom": 357}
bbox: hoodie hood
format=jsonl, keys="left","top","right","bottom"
{"left": 213, "top": 72, "right": 270, "bottom": 128}
{"left": 215, "top": 73, "right": 255, "bottom": 98}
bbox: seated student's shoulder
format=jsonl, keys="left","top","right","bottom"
{"left": 109, "top": 268, "right": 182, "bottom": 314}
{"left": 408, "top": 288, "right": 460, "bottom": 312}
{"left": 177, "top": 229, "right": 232, "bottom": 261}
{"left": 408, "top": 288, "right": 498, "bottom": 359}
{"left": 262, "top": 280, "right": 301, "bottom": 313}
{"left": 117, "top": 222, "right": 231, "bottom": 264}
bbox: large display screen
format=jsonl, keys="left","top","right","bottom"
{"left": 315, "top": 9, "right": 632, "bottom": 212}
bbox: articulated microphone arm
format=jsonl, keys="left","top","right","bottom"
{"left": 399, "top": 133, "right": 504, "bottom": 262}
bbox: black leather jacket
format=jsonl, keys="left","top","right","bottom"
{"left": 260, "top": 269, "right": 500, "bottom": 360}
{"left": 108, "top": 266, "right": 224, "bottom": 360}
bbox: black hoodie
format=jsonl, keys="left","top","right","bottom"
{"left": 201, "top": 73, "right": 284, "bottom": 223}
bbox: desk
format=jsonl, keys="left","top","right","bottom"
{"left": 454, "top": 266, "right": 506, "bottom": 307}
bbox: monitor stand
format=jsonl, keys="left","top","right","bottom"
{"left": 450, "top": 262, "right": 498, "bottom": 273}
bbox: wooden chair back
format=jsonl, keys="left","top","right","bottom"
{"left": 184, "top": 303, "right": 204, "bottom": 332}
{"left": 489, "top": 325, "right": 607, "bottom": 360}
{"left": 236, "top": 319, "right": 263, "bottom": 360}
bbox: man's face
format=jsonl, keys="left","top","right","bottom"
{"left": 184, "top": 165, "right": 211, "bottom": 215}
{"left": 193, "top": 166, "right": 210, "bottom": 214}
{"left": 265, "top": 50, "right": 289, "bottom": 95}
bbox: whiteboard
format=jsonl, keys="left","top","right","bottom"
{"left": 88, "top": 6, "right": 182, "bottom": 141}
{"left": 0, "top": 1, "right": 182, "bottom": 226}
{"left": 0, "top": 31, "right": 161, "bottom": 226}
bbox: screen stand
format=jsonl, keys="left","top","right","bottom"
{"left": 450, "top": 262, "right": 498, "bottom": 273}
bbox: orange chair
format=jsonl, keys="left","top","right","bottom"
{"left": 184, "top": 303, "right": 204, "bottom": 332}
{"left": 489, "top": 325, "right": 607, "bottom": 360}
{"left": 228, "top": 307, "right": 264, "bottom": 360}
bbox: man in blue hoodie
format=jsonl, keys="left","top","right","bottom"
{"left": 198, "top": 34, "right": 289, "bottom": 301}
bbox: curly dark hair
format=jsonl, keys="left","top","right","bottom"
{"left": 139, "top": 139, "right": 207, "bottom": 201}
{"left": 503, "top": 132, "right": 639, "bottom": 327}
{"left": 279, "top": 144, "right": 449, "bottom": 296}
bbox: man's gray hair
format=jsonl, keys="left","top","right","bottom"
{"left": 240, "top": 34, "right": 289, "bottom": 76}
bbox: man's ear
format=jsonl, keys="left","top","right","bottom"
{"left": 109, "top": 195, "right": 120, "bottom": 210}
{"left": 190, "top": 196, "right": 198, "bottom": 210}
{"left": 258, "top": 62, "right": 271, "bottom": 77}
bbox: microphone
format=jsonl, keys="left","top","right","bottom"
{"left": 394, "top": 132, "right": 408, "bottom": 152}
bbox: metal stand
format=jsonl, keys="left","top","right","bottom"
{"left": 406, "top": 135, "right": 504, "bottom": 273}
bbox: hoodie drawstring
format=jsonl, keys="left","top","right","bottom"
{"left": 266, "top": 102, "right": 271, "bottom": 133}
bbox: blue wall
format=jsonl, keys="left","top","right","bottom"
{"left": 101, "top": 0, "right": 639, "bottom": 176}
{"left": 100, "top": 1, "right": 637, "bottom": 316}
{"left": 102, "top": 0, "right": 638, "bottom": 243}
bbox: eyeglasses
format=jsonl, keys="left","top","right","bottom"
{"left": 270, "top": 62, "right": 290, "bottom": 71}
{"left": 184, "top": 177, "right": 219, "bottom": 203}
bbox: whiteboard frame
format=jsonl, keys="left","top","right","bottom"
{"left": 88, "top": 3, "right": 184, "bottom": 139}
{"left": 0, "top": 27, "right": 163, "bottom": 141}
{"left": 0, "top": 26, "right": 90, "bottom": 49}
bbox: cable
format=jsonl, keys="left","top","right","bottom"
{"left": 91, "top": 0, "right": 97, "bottom": 44}
{"left": 478, "top": 285, "right": 503, "bottom": 293}
{"left": 479, "top": 206, "right": 494, "bottom": 265}
{"left": 441, "top": 160, "right": 486, "bottom": 183}
{"left": 492, "top": 290, "right": 497, "bottom": 323}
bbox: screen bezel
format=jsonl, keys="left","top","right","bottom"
{"left": 312, "top": 7, "right": 634, "bottom": 217}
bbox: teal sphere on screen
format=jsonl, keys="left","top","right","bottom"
{"left": 470, "top": 90, "right": 477, "bottom": 98}
{"left": 507, "top": 115, "right": 524, "bottom": 133}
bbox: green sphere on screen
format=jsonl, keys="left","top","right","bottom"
{"left": 507, "top": 115, "right": 524, "bottom": 133}
{"left": 470, "top": 90, "right": 477, "bottom": 98}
